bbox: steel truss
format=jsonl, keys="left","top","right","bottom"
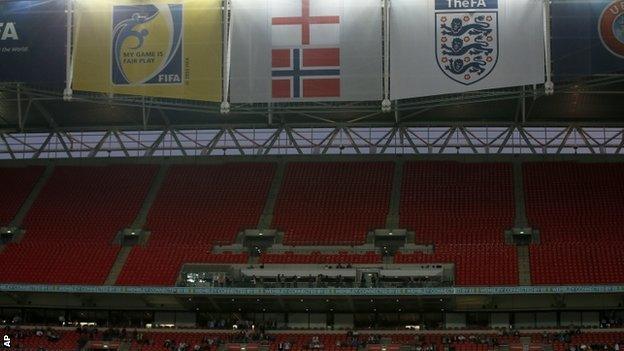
{"left": 1, "top": 125, "right": 624, "bottom": 160}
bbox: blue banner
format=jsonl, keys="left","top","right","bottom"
{"left": 552, "top": 0, "right": 624, "bottom": 79}
{"left": 0, "top": 0, "right": 66, "bottom": 83}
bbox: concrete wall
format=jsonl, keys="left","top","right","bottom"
{"left": 334, "top": 314, "right": 354, "bottom": 329}
{"left": 536, "top": 312, "right": 557, "bottom": 327}
{"left": 445, "top": 313, "right": 466, "bottom": 329}
{"left": 288, "top": 313, "right": 327, "bottom": 329}
{"left": 490, "top": 313, "right": 510, "bottom": 328}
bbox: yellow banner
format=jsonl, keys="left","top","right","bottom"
{"left": 72, "top": 0, "right": 221, "bottom": 102}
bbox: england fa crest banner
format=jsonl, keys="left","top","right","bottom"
{"left": 72, "top": 0, "right": 222, "bottom": 102}
{"left": 230, "top": 0, "right": 382, "bottom": 103}
{"left": 390, "top": 0, "right": 546, "bottom": 99}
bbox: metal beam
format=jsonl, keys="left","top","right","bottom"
{"left": 0, "top": 133, "right": 16, "bottom": 160}
{"left": 88, "top": 130, "right": 113, "bottom": 158}
{"left": 144, "top": 130, "right": 168, "bottom": 157}
{"left": 32, "top": 133, "right": 54, "bottom": 159}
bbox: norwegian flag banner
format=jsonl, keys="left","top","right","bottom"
{"left": 230, "top": 0, "right": 382, "bottom": 103}
{"left": 390, "top": 0, "right": 546, "bottom": 100}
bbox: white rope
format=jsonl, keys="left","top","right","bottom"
{"left": 381, "top": 0, "right": 391, "bottom": 112}
{"left": 543, "top": 0, "right": 554, "bottom": 95}
{"left": 221, "top": 0, "right": 232, "bottom": 114}
{"left": 63, "top": 0, "right": 74, "bottom": 101}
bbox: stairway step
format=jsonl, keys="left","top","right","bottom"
{"left": 258, "top": 162, "right": 286, "bottom": 229}
{"left": 10, "top": 164, "right": 55, "bottom": 227}
{"left": 104, "top": 246, "right": 133, "bottom": 285}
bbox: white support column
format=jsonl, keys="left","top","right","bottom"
{"left": 221, "top": 0, "right": 232, "bottom": 114}
{"left": 63, "top": 0, "right": 74, "bottom": 101}
{"left": 543, "top": 0, "right": 554, "bottom": 95}
{"left": 381, "top": 0, "right": 391, "bottom": 112}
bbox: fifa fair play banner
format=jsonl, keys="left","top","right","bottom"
{"left": 0, "top": 0, "right": 66, "bottom": 83}
{"left": 552, "top": 0, "right": 624, "bottom": 79}
{"left": 230, "top": 0, "right": 383, "bottom": 103}
{"left": 390, "top": 0, "right": 546, "bottom": 100}
{"left": 72, "top": 0, "right": 222, "bottom": 102}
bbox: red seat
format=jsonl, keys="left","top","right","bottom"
{"left": 524, "top": 162, "right": 624, "bottom": 285}
{"left": 272, "top": 162, "right": 394, "bottom": 246}
{"left": 116, "top": 164, "right": 274, "bottom": 286}
{"left": 397, "top": 162, "right": 517, "bottom": 286}
{"left": 0, "top": 165, "right": 157, "bottom": 285}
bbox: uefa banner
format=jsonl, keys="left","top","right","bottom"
{"left": 390, "top": 0, "right": 546, "bottom": 99}
{"left": 72, "top": 0, "right": 222, "bottom": 102}
{"left": 230, "top": 0, "right": 383, "bottom": 103}
{"left": 0, "top": 0, "right": 66, "bottom": 83}
{"left": 552, "top": 0, "right": 624, "bottom": 78}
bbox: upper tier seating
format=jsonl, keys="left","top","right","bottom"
{"left": 394, "top": 243, "right": 518, "bottom": 286}
{"left": 524, "top": 162, "right": 624, "bottom": 285}
{"left": 272, "top": 162, "right": 394, "bottom": 246}
{"left": 0, "top": 166, "right": 43, "bottom": 225}
{"left": 397, "top": 162, "right": 517, "bottom": 286}
{"left": 116, "top": 164, "right": 274, "bottom": 286}
{"left": 0, "top": 165, "right": 157, "bottom": 285}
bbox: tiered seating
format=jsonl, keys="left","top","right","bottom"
{"left": 552, "top": 332, "right": 624, "bottom": 351}
{"left": 0, "top": 165, "right": 157, "bottom": 285}
{"left": 398, "top": 162, "right": 517, "bottom": 286}
{"left": 10, "top": 331, "right": 79, "bottom": 351}
{"left": 260, "top": 251, "right": 381, "bottom": 264}
{"left": 116, "top": 164, "right": 274, "bottom": 286}
{"left": 272, "top": 162, "right": 394, "bottom": 246}
{"left": 524, "top": 162, "right": 624, "bottom": 285}
{"left": 0, "top": 166, "right": 43, "bottom": 225}
{"left": 395, "top": 244, "right": 518, "bottom": 286}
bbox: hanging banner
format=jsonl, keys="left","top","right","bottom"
{"left": 390, "top": 0, "right": 545, "bottom": 99}
{"left": 230, "top": 0, "right": 383, "bottom": 103}
{"left": 0, "top": 0, "right": 66, "bottom": 83}
{"left": 552, "top": 0, "right": 624, "bottom": 79}
{"left": 72, "top": 0, "right": 222, "bottom": 101}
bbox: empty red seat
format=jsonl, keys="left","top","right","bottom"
{"left": 272, "top": 162, "right": 394, "bottom": 246}
{"left": 0, "top": 166, "right": 44, "bottom": 225}
{"left": 398, "top": 162, "right": 517, "bottom": 286}
{"left": 524, "top": 162, "right": 624, "bottom": 285}
{"left": 116, "top": 163, "right": 274, "bottom": 286}
{"left": 0, "top": 165, "right": 157, "bottom": 285}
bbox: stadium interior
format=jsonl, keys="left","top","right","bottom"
{"left": 3, "top": 0, "right": 624, "bottom": 350}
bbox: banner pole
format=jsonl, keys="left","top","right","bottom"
{"left": 543, "top": 0, "right": 554, "bottom": 95}
{"left": 63, "top": 0, "right": 73, "bottom": 101}
{"left": 221, "top": 0, "right": 232, "bottom": 114}
{"left": 381, "top": 0, "right": 391, "bottom": 112}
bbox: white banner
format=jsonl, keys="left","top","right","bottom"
{"left": 230, "top": 0, "right": 382, "bottom": 103}
{"left": 390, "top": 0, "right": 545, "bottom": 100}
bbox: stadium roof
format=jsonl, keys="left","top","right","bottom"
{"left": 1, "top": 75, "right": 624, "bottom": 132}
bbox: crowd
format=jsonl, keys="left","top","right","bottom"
{"left": 3, "top": 325, "right": 61, "bottom": 342}
{"left": 161, "top": 327, "right": 273, "bottom": 351}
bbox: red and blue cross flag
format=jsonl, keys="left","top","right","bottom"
{"left": 270, "top": 0, "right": 341, "bottom": 99}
